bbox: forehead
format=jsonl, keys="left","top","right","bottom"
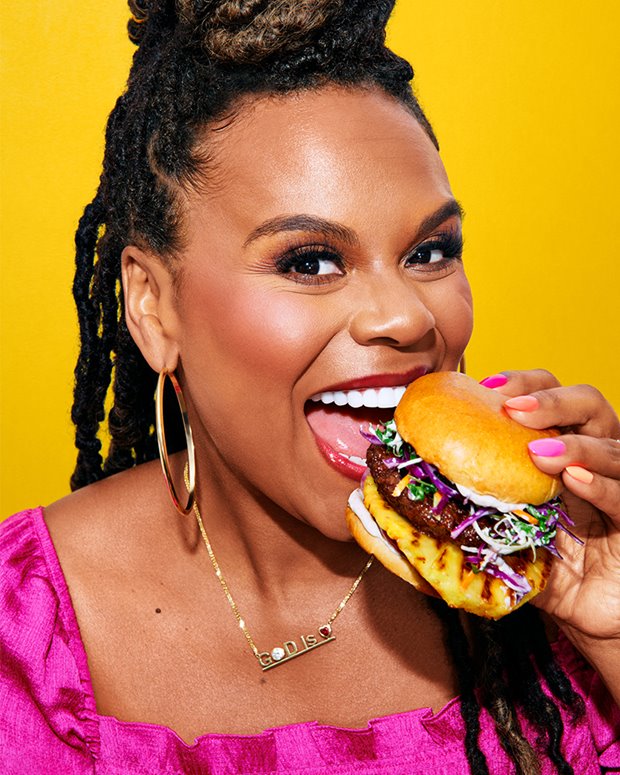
{"left": 189, "top": 86, "right": 452, "bottom": 237}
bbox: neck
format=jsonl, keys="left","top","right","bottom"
{"left": 168, "top": 449, "right": 368, "bottom": 606}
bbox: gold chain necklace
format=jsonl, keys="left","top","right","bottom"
{"left": 184, "top": 465, "right": 374, "bottom": 671}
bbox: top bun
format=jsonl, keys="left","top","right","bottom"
{"left": 394, "top": 372, "right": 562, "bottom": 505}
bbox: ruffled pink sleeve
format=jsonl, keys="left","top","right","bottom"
{"left": 553, "top": 634, "right": 620, "bottom": 771}
{"left": 0, "top": 509, "right": 98, "bottom": 774}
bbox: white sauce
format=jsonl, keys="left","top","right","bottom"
{"left": 455, "top": 482, "right": 526, "bottom": 513}
{"left": 347, "top": 489, "right": 402, "bottom": 557}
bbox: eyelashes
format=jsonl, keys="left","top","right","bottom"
{"left": 274, "top": 244, "right": 344, "bottom": 284}
{"left": 404, "top": 230, "right": 464, "bottom": 271}
{"left": 273, "top": 228, "right": 464, "bottom": 285}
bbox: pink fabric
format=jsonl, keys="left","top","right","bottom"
{"left": 1, "top": 508, "right": 619, "bottom": 775}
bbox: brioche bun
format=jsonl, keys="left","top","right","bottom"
{"left": 362, "top": 474, "right": 552, "bottom": 619}
{"left": 394, "top": 371, "right": 562, "bottom": 505}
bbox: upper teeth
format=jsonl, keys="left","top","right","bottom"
{"left": 309, "top": 386, "right": 407, "bottom": 409}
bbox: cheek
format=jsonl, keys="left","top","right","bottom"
{"left": 430, "top": 270, "right": 474, "bottom": 364}
{"left": 178, "top": 275, "right": 332, "bottom": 415}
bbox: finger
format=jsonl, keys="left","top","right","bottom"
{"left": 527, "top": 435, "right": 620, "bottom": 480}
{"left": 560, "top": 468, "right": 620, "bottom": 525}
{"left": 479, "top": 368, "right": 561, "bottom": 397}
{"left": 502, "top": 384, "right": 620, "bottom": 439}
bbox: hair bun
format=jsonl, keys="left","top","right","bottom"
{"left": 128, "top": 0, "right": 345, "bottom": 62}
{"left": 186, "top": 0, "right": 344, "bottom": 64}
{"left": 127, "top": 0, "right": 405, "bottom": 75}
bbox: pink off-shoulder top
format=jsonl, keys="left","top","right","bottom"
{"left": 1, "top": 508, "right": 619, "bottom": 774}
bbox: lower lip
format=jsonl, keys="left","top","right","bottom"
{"left": 312, "top": 435, "right": 367, "bottom": 481}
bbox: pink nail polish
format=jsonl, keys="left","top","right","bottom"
{"left": 480, "top": 374, "right": 508, "bottom": 389}
{"left": 565, "top": 465, "right": 594, "bottom": 484}
{"left": 505, "top": 395, "right": 539, "bottom": 412}
{"left": 528, "top": 438, "right": 566, "bottom": 457}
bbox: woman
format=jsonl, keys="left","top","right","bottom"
{"left": 1, "top": 1, "right": 619, "bottom": 772}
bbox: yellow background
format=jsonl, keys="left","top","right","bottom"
{"left": 1, "top": 2, "right": 618, "bottom": 518}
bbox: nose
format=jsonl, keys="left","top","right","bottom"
{"left": 348, "top": 275, "right": 436, "bottom": 348}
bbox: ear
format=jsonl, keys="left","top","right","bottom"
{"left": 121, "top": 246, "right": 180, "bottom": 373}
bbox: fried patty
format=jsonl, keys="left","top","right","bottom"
{"left": 366, "top": 444, "right": 489, "bottom": 548}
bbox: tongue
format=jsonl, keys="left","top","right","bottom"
{"left": 305, "top": 404, "right": 394, "bottom": 459}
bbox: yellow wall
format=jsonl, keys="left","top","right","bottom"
{"left": 1, "top": 2, "right": 618, "bottom": 517}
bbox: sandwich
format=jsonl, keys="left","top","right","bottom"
{"left": 346, "top": 371, "right": 578, "bottom": 619}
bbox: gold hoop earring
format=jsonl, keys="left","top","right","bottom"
{"left": 155, "top": 369, "right": 196, "bottom": 516}
{"left": 459, "top": 355, "right": 467, "bottom": 374}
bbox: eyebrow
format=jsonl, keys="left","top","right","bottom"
{"left": 243, "top": 198, "right": 464, "bottom": 249}
{"left": 243, "top": 214, "right": 359, "bottom": 248}
{"left": 415, "top": 199, "right": 465, "bottom": 240}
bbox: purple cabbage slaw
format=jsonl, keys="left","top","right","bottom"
{"left": 363, "top": 419, "right": 580, "bottom": 602}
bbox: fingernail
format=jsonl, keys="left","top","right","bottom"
{"left": 565, "top": 465, "right": 594, "bottom": 484}
{"left": 564, "top": 466, "right": 594, "bottom": 484}
{"left": 505, "top": 395, "right": 539, "bottom": 412}
{"left": 528, "top": 438, "right": 566, "bottom": 457}
{"left": 480, "top": 374, "right": 508, "bottom": 389}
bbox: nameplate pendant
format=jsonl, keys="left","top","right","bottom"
{"left": 258, "top": 624, "right": 335, "bottom": 671}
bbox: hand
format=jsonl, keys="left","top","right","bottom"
{"left": 481, "top": 369, "right": 620, "bottom": 647}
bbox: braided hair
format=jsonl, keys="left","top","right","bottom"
{"left": 71, "top": 2, "right": 583, "bottom": 771}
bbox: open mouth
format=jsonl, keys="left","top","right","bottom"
{"left": 304, "top": 385, "right": 409, "bottom": 480}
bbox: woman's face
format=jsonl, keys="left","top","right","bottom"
{"left": 166, "top": 86, "right": 473, "bottom": 540}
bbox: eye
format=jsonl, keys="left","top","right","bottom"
{"left": 409, "top": 247, "right": 447, "bottom": 265}
{"left": 275, "top": 246, "right": 345, "bottom": 284}
{"left": 405, "top": 230, "right": 463, "bottom": 272}
{"left": 289, "top": 254, "right": 341, "bottom": 276}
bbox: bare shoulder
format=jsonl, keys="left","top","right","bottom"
{"left": 43, "top": 457, "right": 211, "bottom": 724}
{"left": 44, "top": 458, "right": 172, "bottom": 576}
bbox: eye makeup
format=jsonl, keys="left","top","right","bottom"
{"left": 403, "top": 228, "right": 464, "bottom": 274}
{"left": 274, "top": 244, "right": 345, "bottom": 285}
{"left": 263, "top": 219, "right": 463, "bottom": 286}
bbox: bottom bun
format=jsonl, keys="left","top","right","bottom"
{"left": 345, "top": 505, "right": 438, "bottom": 597}
{"left": 361, "top": 475, "right": 553, "bottom": 619}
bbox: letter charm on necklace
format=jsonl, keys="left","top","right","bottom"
{"left": 259, "top": 625, "right": 336, "bottom": 671}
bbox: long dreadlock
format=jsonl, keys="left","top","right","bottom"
{"left": 70, "top": 2, "right": 583, "bottom": 770}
